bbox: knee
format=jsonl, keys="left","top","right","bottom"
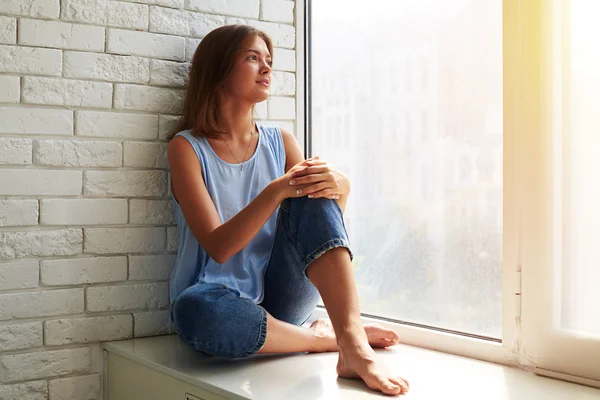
{"left": 172, "top": 288, "right": 211, "bottom": 334}
{"left": 172, "top": 285, "right": 266, "bottom": 358}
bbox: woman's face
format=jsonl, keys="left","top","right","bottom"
{"left": 226, "top": 36, "right": 272, "bottom": 104}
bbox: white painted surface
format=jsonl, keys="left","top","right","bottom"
{"left": 104, "top": 334, "right": 600, "bottom": 400}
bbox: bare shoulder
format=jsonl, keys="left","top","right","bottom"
{"left": 168, "top": 135, "right": 194, "bottom": 160}
{"left": 279, "top": 127, "right": 303, "bottom": 171}
{"left": 168, "top": 135, "right": 200, "bottom": 173}
{"left": 279, "top": 126, "right": 296, "bottom": 141}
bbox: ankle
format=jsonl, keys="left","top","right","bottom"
{"left": 336, "top": 325, "right": 368, "bottom": 347}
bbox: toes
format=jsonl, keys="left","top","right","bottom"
{"left": 390, "top": 377, "right": 409, "bottom": 393}
{"left": 365, "top": 375, "right": 402, "bottom": 395}
{"left": 386, "top": 331, "right": 400, "bottom": 344}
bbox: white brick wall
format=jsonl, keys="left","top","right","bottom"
{"left": 0, "top": 76, "right": 20, "bottom": 102}
{"left": 48, "top": 374, "right": 101, "bottom": 400}
{"left": 0, "top": 0, "right": 297, "bottom": 396}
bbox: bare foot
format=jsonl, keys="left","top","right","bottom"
{"left": 310, "top": 319, "right": 400, "bottom": 349}
{"left": 337, "top": 331, "right": 410, "bottom": 396}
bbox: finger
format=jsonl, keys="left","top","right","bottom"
{"left": 296, "top": 182, "right": 331, "bottom": 196}
{"left": 300, "top": 159, "right": 326, "bottom": 167}
{"left": 291, "top": 165, "right": 329, "bottom": 178}
{"left": 306, "top": 189, "right": 339, "bottom": 199}
{"left": 289, "top": 173, "right": 329, "bottom": 186}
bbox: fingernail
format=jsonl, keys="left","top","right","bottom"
{"left": 289, "top": 180, "right": 295, "bottom": 185}
{"left": 296, "top": 189, "right": 302, "bottom": 194}
{"left": 308, "top": 195, "right": 313, "bottom": 198}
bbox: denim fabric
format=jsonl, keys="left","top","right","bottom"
{"left": 171, "top": 196, "right": 352, "bottom": 358}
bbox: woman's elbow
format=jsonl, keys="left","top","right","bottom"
{"left": 207, "top": 246, "right": 231, "bottom": 265}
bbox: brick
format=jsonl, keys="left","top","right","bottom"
{"left": 185, "top": 38, "right": 201, "bottom": 61}
{"left": 41, "top": 256, "right": 127, "bottom": 285}
{"left": 120, "top": 0, "right": 182, "bottom": 7}
{"left": 261, "top": 0, "right": 294, "bottom": 23}
{"left": 225, "top": 17, "right": 246, "bottom": 25}
{"left": 76, "top": 111, "right": 158, "bottom": 140}
{"left": 0, "top": 261, "right": 39, "bottom": 290}
{"left": 123, "top": 142, "right": 168, "bottom": 168}
{"left": 0, "top": 170, "right": 81, "bottom": 196}
{"left": 0, "top": 107, "right": 72, "bottom": 135}
{"left": 64, "top": 51, "right": 150, "bottom": 84}
{"left": 86, "top": 282, "right": 169, "bottom": 312}
{"left": 84, "top": 227, "right": 165, "bottom": 254}
{"left": 0, "top": 17, "right": 16, "bottom": 45}
{"left": 35, "top": 139, "right": 120, "bottom": 168}
{"left": 247, "top": 20, "right": 295, "bottom": 49}
{"left": 271, "top": 71, "right": 295, "bottom": 96}
{"left": 34, "top": 140, "right": 121, "bottom": 168}
{"left": 60, "top": 0, "right": 107, "bottom": 25}
{"left": 0, "top": 0, "right": 59, "bottom": 18}
{"left": 0, "top": 322, "right": 43, "bottom": 352}
{"left": 273, "top": 47, "right": 295, "bottom": 72}
{"left": 0, "top": 45, "right": 62, "bottom": 76}
{"left": 0, "top": 381, "right": 47, "bottom": 400}
{"left": 0, "top": 289, "right": 84, "bottom": 320}
{"left": 0, "top": 200, "right": 38, "bottom": 227}
{"left": 186, "top": 0, "right": 259, "bottom": 18}
{"left": 84, "top": 170, "right": 166, "bottom": 197}
{"left": 107, "top": 28, "right": 185, "bottom": 61}
{"left": 0, "top": 348, "right": 90, "bottom": 382}
{"left": 0, "top": 75, "right": 19, "bottom": 103}
{"left": 129, "top": 200, "right": 174, "bottom": 225}
{"left": 0, "top": 138, "right": 32, "bottom": 165}
{"left": 150, "top": 59, "right": 189, "bottom": 87}
{"left": 19, "top": 19, "right": 105, "bottom": 51}
{"left": 114, "top": 84, "right": 184, "bottom": 114}
{"left": 49, "top": 374, "right": 101, "bottom": 400}
{"left": 108, "top": 2, "right": 149, "bottom": 29}
{"left": 0, "top": 229, "right": 82, "bottom": 261}
{"left": 268, "top": 96, "right": 295, "bottom": 119}
{"left": 149, "top": 7, "right": 225, "bottom": 38}
{"left": 23, "top": 77, "right": 113, "bottom": 108}
{"left": 41, "top": 199, "right": 127, "bottom": 225}
{"left": 159, "top": 115, "right": 181, "bottom": 140}
{"left": 62, "top": 0, "right": 148, "bottom": 30}
{"left": 129, "top": 254, "right": 175, "bottom": 281}
{"left": 167, "top": 226, "right": 178, "bottom": 252}
{"left": 45, "top": 315, "right": 132, "bottom": 345}
{"left": 134, "top": 309, "right": 174, "bottom": 337}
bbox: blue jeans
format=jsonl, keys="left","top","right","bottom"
{"left": 171, "top": 196, "right": 352, "bottom": 358}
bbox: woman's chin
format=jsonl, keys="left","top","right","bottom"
{"left": 251, "top": 91, "right": 270, "bottom": 104}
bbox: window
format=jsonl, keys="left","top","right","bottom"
{"left": 310, "top": 0, "right": 503, "bottom": 339}
{"left": 304, "top": 0, "right": 600, "bottom": 385}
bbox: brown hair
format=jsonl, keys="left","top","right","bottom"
{"left": 168, "top": 25, "right": 273, "bottom": 140}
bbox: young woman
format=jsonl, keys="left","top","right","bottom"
{"left": 167, "top": 24, "right": 409, "bottom": 396}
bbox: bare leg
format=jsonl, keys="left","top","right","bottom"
{"left": 307, "top": 248, "right": 410, "bottom": 396}
{"left": 257, "top": 313, "right": 338, "bottom": 354}
{"left": 257, "top": 315, "right": 401, "bottom": 354}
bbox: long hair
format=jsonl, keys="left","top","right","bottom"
{"left": 168, "top": 25, "right": 273, "bottom": 140}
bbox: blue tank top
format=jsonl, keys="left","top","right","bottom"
{"left": 169, "top": 123, "right": 286, "bottom": 305}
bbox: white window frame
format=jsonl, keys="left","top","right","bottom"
{"left": 516, "top": 0, "right": 600, "bottom": 386}
{"left": 296, "top": 0, "right": 600, "bottom": 387}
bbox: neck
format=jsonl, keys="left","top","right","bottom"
{"left": 218, "top": 96, "right": 255, "bottom": 140}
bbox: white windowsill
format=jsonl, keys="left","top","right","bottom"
{"left": 103, "top": 332, "right": 600, "bottom": 400}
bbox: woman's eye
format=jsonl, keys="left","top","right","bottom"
{"left": 248, "top": 55, "right": 257, "bottom": 60}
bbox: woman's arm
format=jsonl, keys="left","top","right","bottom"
{"left": 281, "top": 128, "right": 351, "bottom": 213}
{"left": 168, "top": 135, "right": 308, "bottom": 264}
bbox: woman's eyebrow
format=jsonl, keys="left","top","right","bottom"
{"left": 246, "top": 49, "right": 272, "bottom": 58}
